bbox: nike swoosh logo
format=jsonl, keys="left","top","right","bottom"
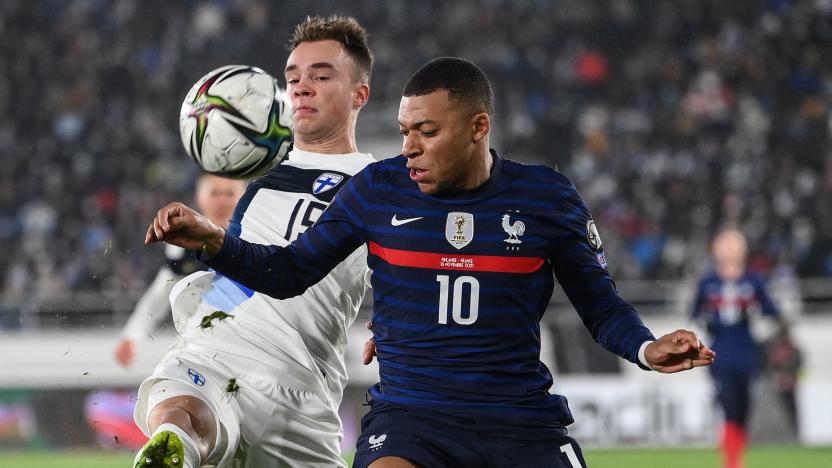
{"left": 391, "top": 215, "right": 423, "bottom": 226}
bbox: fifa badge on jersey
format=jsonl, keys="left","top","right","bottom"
{"left": 446, "top": 212, "right": 474, "bottom": 249}
{"left": 312, "top": 172, "right": 344, "bottom": 194}
{"left": 586, "top": 218, "right": 602, "bottom": 251}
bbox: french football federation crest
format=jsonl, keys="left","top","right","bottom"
{"left": 586, "top": 219, "right": 602, "bottom": 251}
{"left": 502, "top": 213, "right": 526, "bottom": 244}
{"left": 312, "top": 172, "right": 344, "bottom": 194}
{"left": 446, "top": 212, "right": 474, "bottom": 249}
{"left": 368, "top": 434, "right": 387, "bottom": 450}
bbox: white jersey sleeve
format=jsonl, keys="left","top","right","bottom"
{"left": 121, "top": 266, "right": 178, "bottom": 341}
{"left": 122, "top": 244, "right": 203, "bottom": 341}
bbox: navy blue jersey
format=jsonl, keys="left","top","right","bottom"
{"left": 204, "top": 151, "right": 655, "bottom": 430}
{"left": 692, "top": 271, "right": 779, "bottom": 369}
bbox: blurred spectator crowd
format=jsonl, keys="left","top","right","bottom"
{"left": 0, "top": 0, "right": 831, "bottom": 305}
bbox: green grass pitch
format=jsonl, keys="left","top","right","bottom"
{"left": 0, "top": 446, "right": 830, "bottom": 467}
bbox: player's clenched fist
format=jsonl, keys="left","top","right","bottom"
{"left": 645, "top": 329, "right": 716, "bottom": 373}
{"left": 145, "top": 202, "right": 226, "bottom": 255}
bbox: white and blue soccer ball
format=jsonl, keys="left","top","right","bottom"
{"left": 179, "top": 65, "right": 293, "bottom": 179}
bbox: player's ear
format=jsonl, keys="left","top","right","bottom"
{"left": 353, "top": 82, "right": 370, "bottom": 110}
{"left": 471, "top": 112, "right": 490, "bottom": 143}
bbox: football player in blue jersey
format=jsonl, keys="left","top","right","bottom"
{"left": 147, "top": 57, "right": 716, "bottom": 468}
{"left": 692, "top": 228, "right": 783, "bottom": 468}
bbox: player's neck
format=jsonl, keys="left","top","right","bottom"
{"left": 296, "top": 115, "right": 359, "bottom": 154}
{"left": 441, "top": 147, "right": 494, "bottom": 197}
{"left": 717, "top": 262, "right": 745, "bottom": 281}
{"left": 295, "top": 133, "right": 358, "bottom": 154}
{"left": 463, "top": 146, "right": 494, "bottom": 190}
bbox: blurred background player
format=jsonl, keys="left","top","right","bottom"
{"left": 692, "top": 228, "right": 784, "bottom": 468}
{"left": 764, "top": 324, "right": 802, "bottom": 435}
{"left": 114, "top": 174, "right": 245, "bottom": 367}
{"left": 133, "top": 15, "right": 376, "bottom": 468}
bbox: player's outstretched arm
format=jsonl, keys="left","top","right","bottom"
{"left": 145, "top": 202, "right": 225, "bottom": 253}
{"left": 645, "top": 329, "right": 716, "bottom": 373}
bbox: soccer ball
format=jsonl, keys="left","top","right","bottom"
{"left": 179, "top": 65, "right": 293, "bottom": 179}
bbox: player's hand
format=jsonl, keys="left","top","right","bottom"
{"left": 114, "top": 338, "right": 135, "bottom": 367}
{"left": 362, "top": 321, "right": 377, "bottom": 365}
{"left": 645, "top": 329, "right": 715, "bottom": 373}
{"left": 145, "top": 202, "right": 225, "bottom": 254}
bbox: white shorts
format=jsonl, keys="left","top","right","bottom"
{"left": 134, "top": 344, "right": 346, "bottom": 468}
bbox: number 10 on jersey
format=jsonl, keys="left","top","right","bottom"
{"left": 436, "top": 275, "right": 480, "bottom": 325}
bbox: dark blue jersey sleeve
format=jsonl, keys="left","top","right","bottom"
{"left": 201, "top": 169, "right": 370, "bottom": 299}
{"left": 691, "top": 277, "right": 708, "bottom": 320}
{"left": 548, "top": 173, "right": 655, "bottom": 366}
{"left": 751, "top": 275, "right": 781, "bottom": 318}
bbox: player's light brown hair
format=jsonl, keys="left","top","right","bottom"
{"left": 288, "top": 15, "right": 374, "bottom": 84}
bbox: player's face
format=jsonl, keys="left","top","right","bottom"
{"left": 398, "top": 90, "right": 483, "bottom": 195}
{"left": 285, "top": 40, "right": 364, "bottom": 143}
{"left": 713, "top": 230, "right": 747, "bottom": 280}
{"left": 195, "top": 175, "right": 246, "bottom": 228}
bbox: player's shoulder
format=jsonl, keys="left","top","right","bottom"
{"left": 361, "top": 155, "right": 408, "bottom": 182}
{"left": 502, "top": 156, "right": 570, "bottom": 182}
{"left": 369, "top": 154, "right": 406, "bottom": 171}
{"left": 699, "top": 270, "right": 721, "bottom": 286}
{"left": 250, "top": 150, "right": 376, "bottom": 197}
{"left": 742, "top": 270, "right": 768, "bottom": 286}
{"left": 501, "top": 157, "right": 578, "bottom": 197}
{"left": 280, "top": 149, "right": 376, "bottom": 175}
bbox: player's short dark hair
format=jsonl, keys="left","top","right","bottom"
{"left": 402, "top": 57, "right": 494, "bottom": 116}
{"left": 288, "top": 15, "right": 373, "bottom": 83}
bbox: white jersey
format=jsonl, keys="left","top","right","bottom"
{"left": 172, "top": 148, "right": 374, "bottom": 408}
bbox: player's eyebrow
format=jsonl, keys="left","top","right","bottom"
{"left": 399, "top": 119, "right": 438, "bottom": 129}
{"left": 284, "top": 62, "right": 336, "bottom": 73}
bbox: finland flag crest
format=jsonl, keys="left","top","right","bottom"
{"left": 313, "top": 172, "right": 344, "bottom": 194}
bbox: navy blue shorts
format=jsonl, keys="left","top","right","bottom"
{"left": 710, "top": 363, "right": 753, "bottom": 427}
{"left": 353, "top": 402, "right": 587, "bottom": 468}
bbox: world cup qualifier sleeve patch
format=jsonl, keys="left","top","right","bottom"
{"left": 586, "top": 219, "right": 602, "bottom": 251}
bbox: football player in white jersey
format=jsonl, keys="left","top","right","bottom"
{"left": 133, "top": 16, "right": 376, "bottom": 468}
{"left": 114, "top": 174, "right": 245, "bottom": 368}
